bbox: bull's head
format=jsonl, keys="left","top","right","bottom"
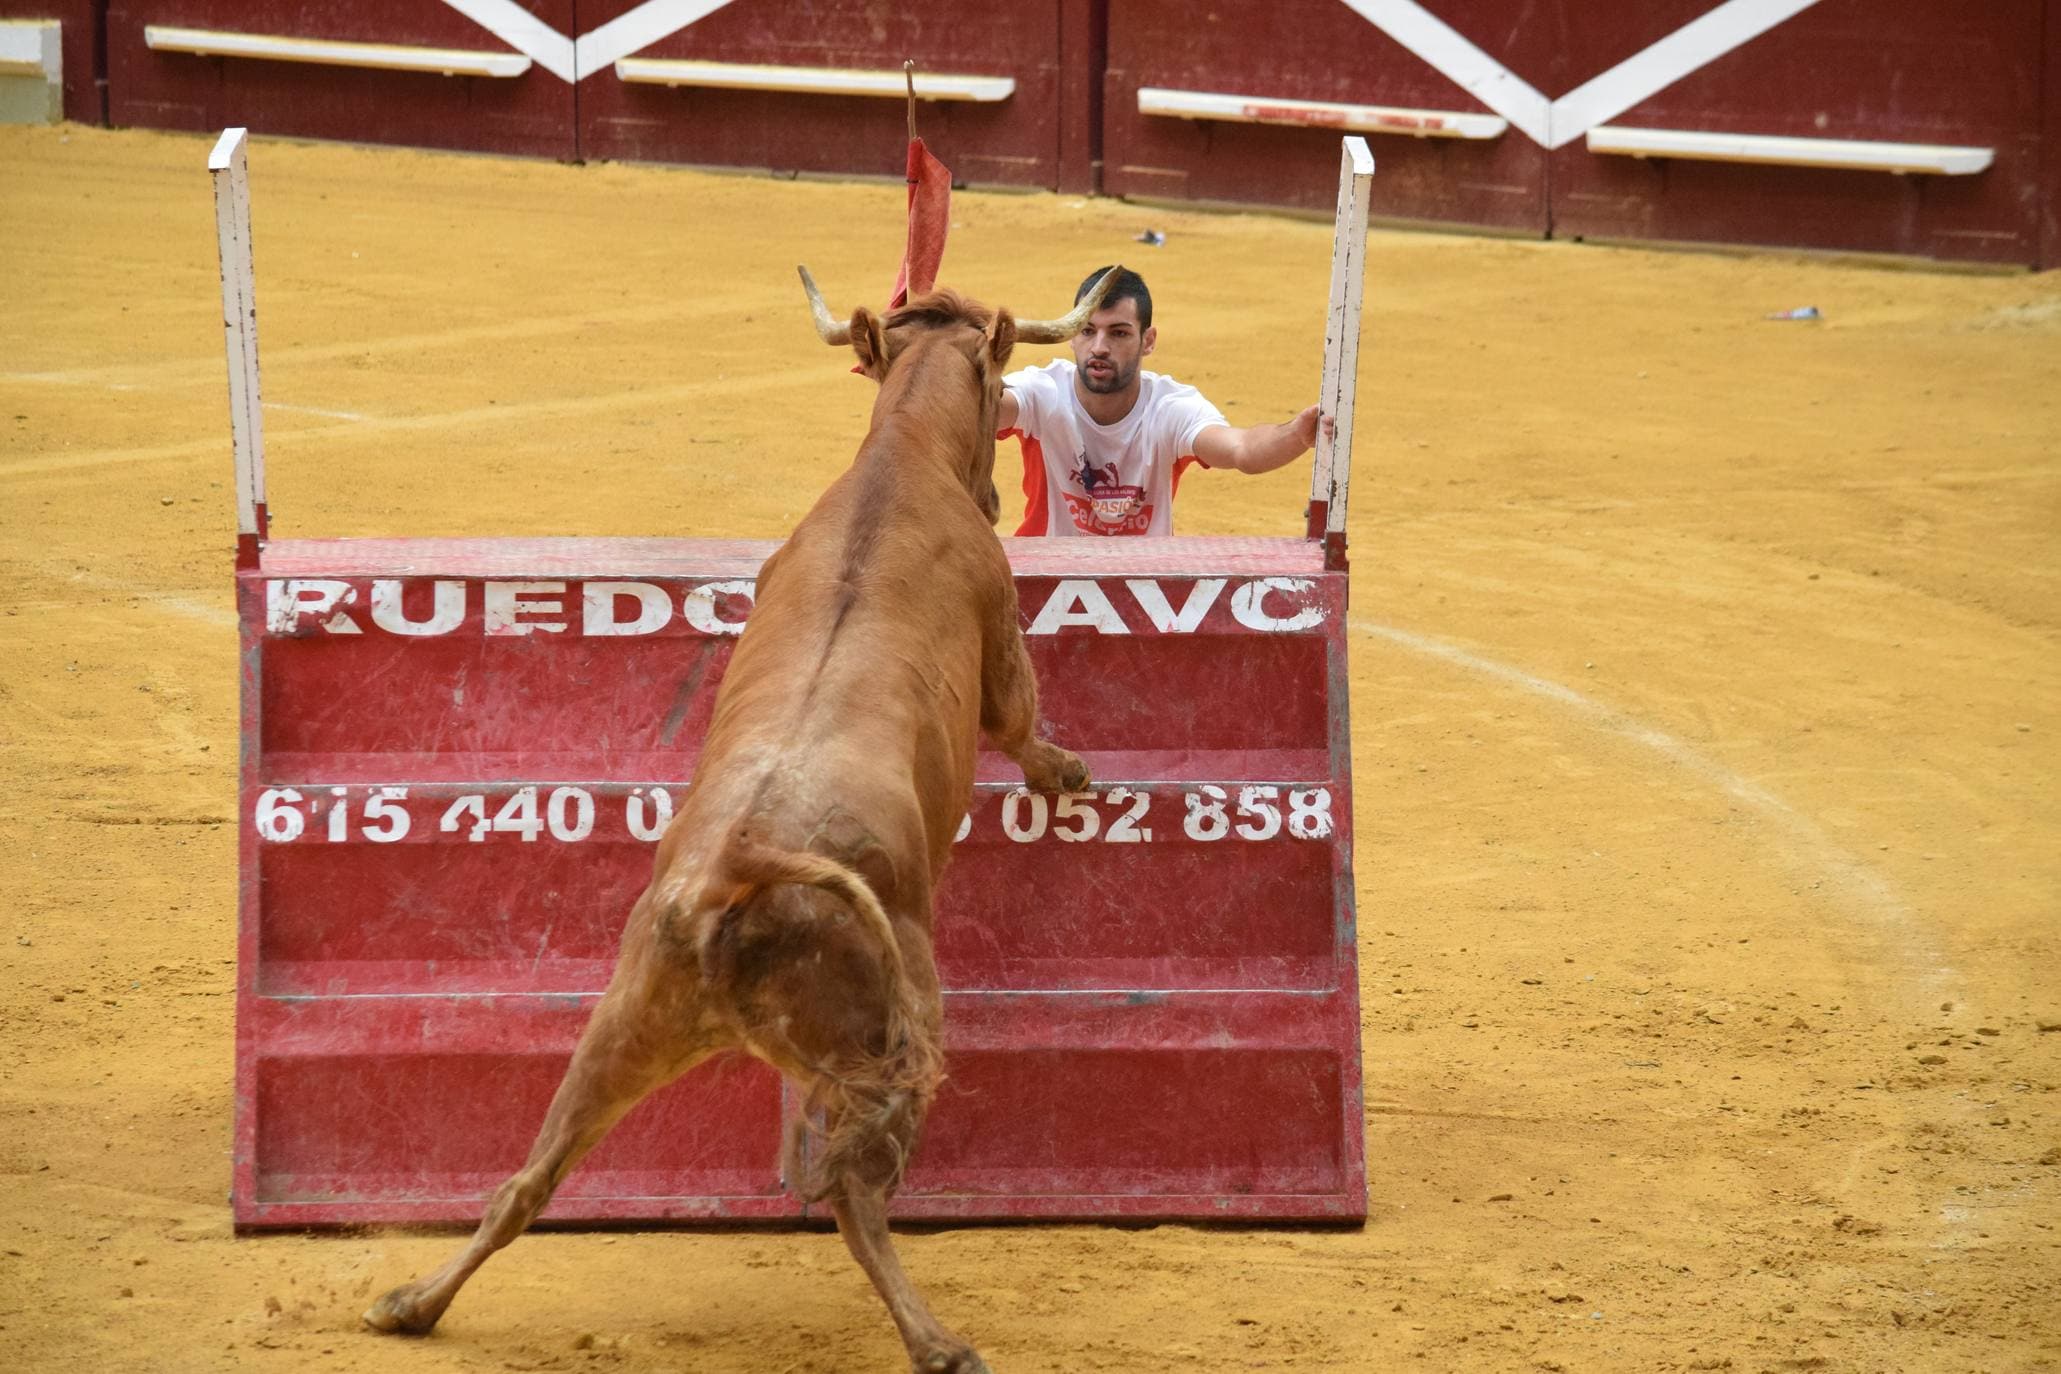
{"left": 797, "top": 267, "right": 1123, "bottom": 525}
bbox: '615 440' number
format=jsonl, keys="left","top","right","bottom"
{"left": 252, "top": 785, "right": 677, "bottom": 844}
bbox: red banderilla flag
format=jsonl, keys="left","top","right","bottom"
{"left": 887, "top": 136, "right": 951, "bottom": 309}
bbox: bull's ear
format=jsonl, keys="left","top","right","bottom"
{"left": 849, "top": 307, "right": 890, "bottom": 381}
{"left": 986, "top": 309, "right": 1017, "bottom": 372}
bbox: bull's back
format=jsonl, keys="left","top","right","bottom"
{"left": 688, "top": 470, "right": 1001, "bottom": 861}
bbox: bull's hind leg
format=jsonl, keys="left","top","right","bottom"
{"left": 769, "top": 920, "right": 977, "bottom": 1370}
{"left": 830, "top": 1182, "right": 989, "bottom": 1374}
{"left": 363, "top": 980, "right": 705, "bottom": 1336}
{"left": 816, "top": 1091, "right": 988, "bottom": 1374}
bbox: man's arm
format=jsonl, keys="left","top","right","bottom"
{"left": 995, "top": 389, "right": 1021, "bottom": 435}
{"left": 1192, "top": 405, "right": 1332, "bottom": 474}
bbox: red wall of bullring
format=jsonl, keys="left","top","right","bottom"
{"left": 9, "top": 3, "right": 2057, "bottom": 263}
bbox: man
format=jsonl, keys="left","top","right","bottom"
{"left": 997, "top": 266, "right": 1328, "bottom": 537}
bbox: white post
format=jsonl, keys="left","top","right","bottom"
{"left": 209, "top": 127, "right": 267, "bottom": 562}
{"left": 1310, "top": 136, "right": 1373, "bottom": 569}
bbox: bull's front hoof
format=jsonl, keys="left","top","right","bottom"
{"left": 362, "top": 1283, "right": 445, "bottom": 1336}
{"left": 1023, "top": 744, "right": 1090, "bottom": 794}
{"left": 915, "top": 1346, "right": 991, "bottom": 1374}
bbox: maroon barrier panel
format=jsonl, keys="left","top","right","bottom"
{"left": 1547, "top": 0, "right": 2053, "bottom": 266}
{"left": 105, "top": 0, "right": 575, "bottom": 159}
{"left": 1103, "top": 0, "right": 2059, "bottom": 265}
{"left": 576, "top": 0, "right": 1067, "bottom": 187}
{"left": 234, "top": 537, "right": 1365, "bottom": 1226}
{"left": 1102, "top": 0, "right": 1552, "bottom": 232}
{"left": 2048, "top": 8, "right": 2061, "bottom": 272}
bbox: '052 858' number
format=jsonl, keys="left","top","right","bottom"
{"left": 979, "top": 785, "right": 1331, "bottom": 845}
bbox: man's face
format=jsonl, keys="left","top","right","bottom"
{"left": 1070, "top": 297, "right": 1155, "bottom": 395}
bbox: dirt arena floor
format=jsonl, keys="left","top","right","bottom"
{"left": 3, "top": 124, "right": 2058, "bottom": 1373}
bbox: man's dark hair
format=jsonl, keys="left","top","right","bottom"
{"left": 1075, "top": 266, "right": 1152, "bottom": 328}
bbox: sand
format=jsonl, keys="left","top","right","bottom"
{"left": 2, "top": 123, "right": 2058, "bottom": 1372}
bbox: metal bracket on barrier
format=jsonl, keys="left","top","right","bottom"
{"left": 1310, "top": 136, "right": 1373, "bottom": 574}
{"left": 209, "top": 127, "right": 268, "bottom": 568}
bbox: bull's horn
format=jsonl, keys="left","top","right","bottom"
{"left": 1014, "top": 265, "right": 1124, "bottom": 344}
{"left": 797, "top": 265, "right": 852, "bottom": 346}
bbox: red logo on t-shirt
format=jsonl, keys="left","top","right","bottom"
{"left": 1065, "top": 454, "right": 1152, "bottom": 534}
{"left": 1062, "top": 487, "right": 1152, "bottom": 535}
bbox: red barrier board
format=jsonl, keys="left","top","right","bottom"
{"left": 576, "top": 0, "right": 1065, "bottom": 186}
{"left": 106, "top": 0, "right": 576, "bottom": 159}
{"left": 234, "top": 536, "right": 1365, "bottom": 1227}
{"left": 1103, "top": 0, "right": 1550, "bottom": 230}
{"left": 1546, "top": 0, "right": 2050, "bottom": 265}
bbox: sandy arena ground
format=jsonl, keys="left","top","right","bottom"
{"left": 2, "top": 124, "right": 2058, "bottom": 1373}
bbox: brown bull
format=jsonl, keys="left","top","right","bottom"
{"left": 363, "top": 268, "right": 1120, "bottom": 1373}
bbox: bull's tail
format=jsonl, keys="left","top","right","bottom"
{"left": 715, "top": 839, "right": 944, "bottom": 1201}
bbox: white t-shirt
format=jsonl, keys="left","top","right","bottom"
{"left": 1002, "top": 359, "right": 1228, "bottom": 537}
